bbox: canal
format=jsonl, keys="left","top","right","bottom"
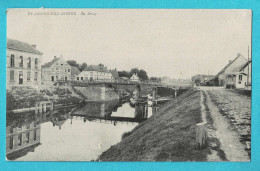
{"left": 6, "top": 100, "right": 153, "bottom": 161}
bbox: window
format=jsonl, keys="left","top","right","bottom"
{"left": 81, "top": 77, "right": 83, "bottom": 80}
{"left": 26, "top": 132, "right": 30, "bottom": 143}
{"left": 34, "top": 72, "right": 38, "bottom": 81}
{"left": 77, "top": 77, "right": 79, "bottom": 80}
{"left": 35, "top": 58, "right": 38, "bottom": 69}
{"left": 27, "top": 72, "right": 31, "bottom": 81}
{"left": 68, "top": 69, "right": 70, "bottom": 72}
{"left": 56, "top": 68, "right": 58, "bottom": 71}
{"left": 61, "top": 64, "right": 63, "bottom": 66}
{"left": 10, "top": 70, "right": 14, "bottom": 81}
{"left": 10, "top": 54, "right": 15, "bottom": 67}
{"left": 52, "top": 68, "right": 55, "bottom": 72}
{"left": 65, "top": 69, "right": 66, "bottom": 72}
{"left": 27, "top": 57, "right": 31, "bottom": 68}
{"left": 18, "top": 134, "right": 22, "bottom": 146}
{"left": 34, "top": 130, "right": 37, "bottom": 141}
{"left": 51, "top": 76, "right": 54, "bottom": 81}
{"left": 19, "top": 56, "right": 23, "bottom": 67}
{"left": 239, "top": 75, "right": 243, "bottom": 81}
{"left": 56, "top": 76, "right": 58, "bottom": 80}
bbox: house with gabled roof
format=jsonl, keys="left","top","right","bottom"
{"left": 41, "top": 55, "right": 72, "bottom": 85}
{"left": 225, "top": 60, "right": 251, "bottom": 89}
{"left": 76, "top": 64, "right": 113, "bottom": 82}
{"left": 130, "top": 73, "right": 140, "bottom": 82}
{"left": 6, "top": 38, "right": 43, "bottom": 89}
{"left": 212, "top": 53, "right": 248, "bottom": 86}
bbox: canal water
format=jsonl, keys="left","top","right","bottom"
{"left": 6, "top": 100, "right": 153, "bottom": 161}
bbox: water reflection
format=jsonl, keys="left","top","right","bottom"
{"left": 6, "top": 100, "right": 153, "bottom": 161}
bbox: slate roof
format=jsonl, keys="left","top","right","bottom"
{"left": 42, "top": 57, "right": 60, "bottom": 68}
{"left": 7, "top": 38, "right": 43, "bottom": 55}
{"left": 83, "top": 65, "right": 110, "bottom": 73}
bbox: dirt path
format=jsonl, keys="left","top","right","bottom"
{"left": 200, "top": 87, "right": 249, "bottom": 161}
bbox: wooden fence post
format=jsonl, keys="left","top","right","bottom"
{"left": 196, "top": 122, "right": 208, "bottom": 149}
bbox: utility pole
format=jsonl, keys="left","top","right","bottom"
{"left": 247, "top": 45, "right": 249, "bottom": 89}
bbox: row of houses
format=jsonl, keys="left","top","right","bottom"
{"left": 192, "top": 53, "right": 252, "bottom": 89}
{"left": 6, "top": 38, "right": 141, "bottom": 89}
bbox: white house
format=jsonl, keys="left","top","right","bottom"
{"left": 213, "top": 53, "right": 248, "bottom": 86}
{"left": 6, "top": 38, "right": 43, "bottom": 89}
{"left": 130, "top": 73, "right": 140, "bottom": 82}
{"left": 77, "top": 64, "right": 113, "bottom": 82}
{"left": 41, "top": 56, "right": 72, "bottom": 84}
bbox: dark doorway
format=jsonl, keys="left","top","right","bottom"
{"left": 51, "top": 76, "right": 54, "bottom": 81}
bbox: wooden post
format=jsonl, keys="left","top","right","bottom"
{"left": 196, "top": 122, "right": 208, "bottom": 149}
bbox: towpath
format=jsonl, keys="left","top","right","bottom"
{"left": 200, "top": 86, "right": 250, "bottom": 161}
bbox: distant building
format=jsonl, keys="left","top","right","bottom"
{"left": 42, "top": 56, "right": 72, "bottom": 84}
{"left": 6, "top": 38, "right": 43, "bottom": 89}
{"left": 191, "top": 74, "right": 214, "bottom": 85}
{"left": 212, "top": 53, "right": 248, "bottom": 86}
{"left": 130, "top": 73, "right": 140, "bottom": 82}
{"left": 77, "top": 64, "right": 113, "bottom": 81}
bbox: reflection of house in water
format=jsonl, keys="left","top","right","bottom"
{"left": 6, "top": 121, "right": 41, "bottom": 159}
{"left": 6, "top": 104, "right": 75, "bottom": 160}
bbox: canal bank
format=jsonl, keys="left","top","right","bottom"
{"left": 98, "top": 88, "right": 211, "bottom": 161}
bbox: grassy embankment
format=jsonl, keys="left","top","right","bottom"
{"left": 6, "top": 86, "right": 82, "bottom": 111}
{"left": 98, "top": 88, "right": 210, "bottom": 161}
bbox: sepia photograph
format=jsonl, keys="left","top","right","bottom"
{"left": 6, "top": 9, "right": 251, "bottom": 161}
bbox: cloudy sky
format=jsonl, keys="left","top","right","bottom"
{"left": 7, "top": 9, "right": 251, "bottom": 79}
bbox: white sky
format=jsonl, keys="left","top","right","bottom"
{"left": 7, "top": 9, "right": 251, "bottom": 79}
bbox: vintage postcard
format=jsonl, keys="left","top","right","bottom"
{"left": 6, "top": 9, "right": 251, "bottom": 161}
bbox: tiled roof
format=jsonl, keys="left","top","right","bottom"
{"left": 71, "top": 66, "right": 80, "bottom": 76}
{"left": 83, "top": 65, "right": 110, "bottom": 73}
{"left": 7, "top": 38, "right": 43, "bottom": 55}
{"left": 42, "top": 57, "right": 60, "bottom": 68}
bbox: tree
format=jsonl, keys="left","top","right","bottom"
{"left": 129, "top": 68, "right": 140, "bottom": 76}
{"left": 67, "top": 60, "right": 80, "bottom": 69}
{"left": 118, "top": 71, "right": 130, "bottom": 78}
{"left": 138, "top": 69, "right": 148, "bottom": 81}
{"left": 79, "top": 63, "right": 88, "bottom": 72}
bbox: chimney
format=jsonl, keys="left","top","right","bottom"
{"left": 54, "top": 56, "right": 57, "bottom": 59}
{"left": 31, "top": 44, "right": 36, "bottom": 49}
{"left": 237, "top": 53, "right": 241, "bottom": 57}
